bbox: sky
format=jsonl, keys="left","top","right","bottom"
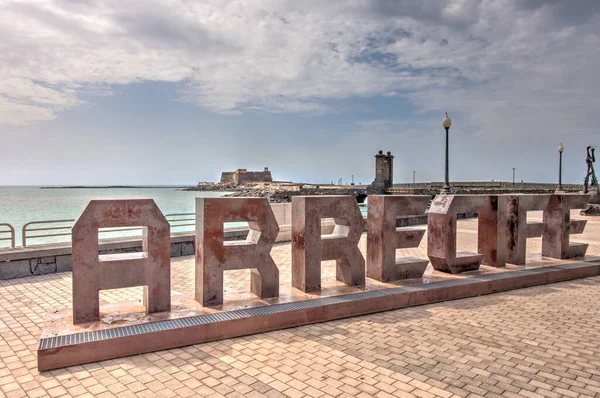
{"left": 1, "top": 0, "right": 600, "bottom": 186}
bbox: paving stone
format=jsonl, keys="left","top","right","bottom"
{"left": 1, "top": 214, "right": 600, "bottom": 397}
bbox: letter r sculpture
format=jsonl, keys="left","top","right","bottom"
{"left": 292, "top": 196, "right": 365, "bottom": 292}
{"left": 195, "top": 197, "right": 279, "bottom": 306}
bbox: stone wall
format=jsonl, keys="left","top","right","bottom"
{"left": 0, "top": 206, "right": 479, "bottom": 280}
{"left": 238, "top": 170, "right": 273, "bottom": 184}
{"left": 0, "top": 203, "right": 299, "bottom": 280}
{"left": 220, "top": 172, "right": 235, "bottom": 183}
{"left": 0, "top": 230, "right": 246, "bottom": 280}
{"left": 220, "top": 168, "right": 273, "bottom": 184}
{"left": 387, "top": 182, "right": 584, "bottom": 196}
{"left": 391, "top": 181, "right": 584, "bottom": 190}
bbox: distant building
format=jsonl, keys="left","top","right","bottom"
{"left": 367, "top": 150, "right": 394, "bottom": 194}
{"left": 220, "top": 167, "right": 273, "bottom": 185}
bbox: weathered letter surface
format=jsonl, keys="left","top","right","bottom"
{"left": 196, "top": 197, "right": 279, "bottom": 306}
{"left": 542, "top": 194, "right": 589, "bottom": 259}
{"left": 292, "top": 196, "right": 365, "bottom": 292}
{"left": 428, "top": 195, "right": 496, "bottom": 273}
{"left": 367, "top": 195, "right": 429, "bottom": 281}
{"left": 72, "top": 199, "right": 171, "bottom": 324}
{"left": 497, "top": 194, "right": 550, "bottom": 265}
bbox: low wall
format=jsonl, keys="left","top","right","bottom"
{"left": 0, "top": 209, "right": 478, "bottom": 280}
{"left": 0, "top": 225, "right": 333, "bottom": 280}
{"left": 0, "top": 203, "right": 287, "bottom": 279}
{"left": 0, "top": 228, "right": 261, "bottom": 280}
{"left": 391, "top": 182, "right": 584, "bottom": 190}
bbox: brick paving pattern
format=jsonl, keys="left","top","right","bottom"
{"left": 1, "top": 212, "right": 600, "bottom": 397}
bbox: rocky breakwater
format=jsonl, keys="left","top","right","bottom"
{"left": 183, "top": 183, "right": 294, "bottom": 202}
{"left": 224, "top": 189, "right": 292, "bottom": 203}
{"left": 183, "top": 183, "right": 236, "bottom": 192}
{"left": 580, "top": 189, "right": 600, "bottom": 216}
{"left": 225, "top": 187, "right": 369, "bottom": 203}
{"left": 183, "top": 183, "right": 281, "bottom": 200}
{"left": 183, "top": 183, "right": 369, "bottom": 203}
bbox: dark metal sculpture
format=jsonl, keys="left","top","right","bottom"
{"left": 584, "top": 146, "right": 598, "bottom": 193}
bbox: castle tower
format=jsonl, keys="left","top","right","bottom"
{"left": 368, "top": 150, "right": 394, "bottom": 194}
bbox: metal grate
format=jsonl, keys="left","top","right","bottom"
{"left": 39, "top": 262, "right": 597, "bottom": 350}
{"left": 477, "top": 269, "right": 538, "bottom": 280}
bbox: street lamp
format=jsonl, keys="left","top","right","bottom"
{"left": 556, "top": 143, "right": 564, "bottom": 192}
{"left": 441, "top": 113, "right": 452, "bottom": 194}
{"left": 512, "top": 168, "right": 516, "bottom": 185}
{"left": 413, "top": 170, "right": 416, "bottom": 184}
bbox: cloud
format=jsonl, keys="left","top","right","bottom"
{"left": 0, "top": 0, "right": 599, "bottom": 142}
{"left": 0, "top": 97, "right": 57, "bottom": 125}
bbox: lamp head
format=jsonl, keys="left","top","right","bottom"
{"left": 558, "top": 143, "right": 564, "bottom": 153}
{"left": 442, "top": 112, "right": 452, "bottom": 129}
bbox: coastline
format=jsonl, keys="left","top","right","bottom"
{"left": 39, "top": 186, "right": 187, "bottom": 189}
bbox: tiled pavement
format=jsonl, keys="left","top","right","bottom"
{"left": 1, "top": 212, "right": 600, "bottom": 397}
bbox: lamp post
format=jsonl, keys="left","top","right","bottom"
{"left": 512, "top": 168, "right": 515, "bottom": 185}
{"left": 442, "top": 113, "right": 452, "bottom": 194}
{"left": 556, "top": 143, "right": 564, "bottom": 192}
{"left": 413, "top": 170, "right": 416, "bottom": 184}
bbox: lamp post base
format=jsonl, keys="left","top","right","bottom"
{"left": 555, "top": 185, "right": 564, "bottom": 194}
{"left": 441, "top": 185, "right": 452, "bottom": 195}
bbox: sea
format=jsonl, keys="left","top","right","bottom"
{"left": 0, "top": 186, "right": 228, "bottom": 247}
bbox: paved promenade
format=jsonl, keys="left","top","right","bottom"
{"left": 1, "top": 212, "right": 600, "bottom": 397}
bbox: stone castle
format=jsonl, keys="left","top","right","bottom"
{"left": 220, "top": 167, "right": 273, "bottom": 185}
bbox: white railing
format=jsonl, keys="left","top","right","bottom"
{"left": 0, "top": 223, "right": 15, "bottom": 248}
{"left": 20, "top": 213, "right": 196, "bottom": 247}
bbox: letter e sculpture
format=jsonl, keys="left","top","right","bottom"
{"left": 367, "top": 195, "right": 430, "bottom": 281}
{"left": 542, "top": 194, "right": 589, "bottom": 259}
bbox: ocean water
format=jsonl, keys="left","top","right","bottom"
{"left": 0, "top": 187, "right": 369, "bottom": 248}
{"left": 0, "top": 186, "right": 228, "bottom": 247}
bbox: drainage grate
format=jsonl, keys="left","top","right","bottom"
{"left": 39, "top": 262, "right": 594, "bottom": 350}
{"left": 422, "top": 277, "right": 487, "bottom": 289}
{"left": 525, "top": 266, "right": 558, "bottom": 273}
{"left": 477, "top": 269, "right": 537, "bottom": 280}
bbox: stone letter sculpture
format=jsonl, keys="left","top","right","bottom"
{"left": 292, "top": 196, "right": 365, "bottom": 292}
{"left": 428, "top": 195, "right": 498, "bottom": 273}
{"left": 497, "top": 194, "right": 550, "bottom": 265}
{"left": 72, "top": 199, "right": 171, "bottom": 324}
{"left": 542, "top": 194, "right": 589, "bottom": 259}
{"left": 476, "top": 195, "right": 503, "bottom": 267}
{"left": 196, "top": 197, "right": 279, "bottom": 306}
{"left": 367, "top": 195, "right": 429, "bottom": 281}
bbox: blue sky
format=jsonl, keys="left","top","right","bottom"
{"left": 1, "top": 0, "right": 599, "bottom": 185}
